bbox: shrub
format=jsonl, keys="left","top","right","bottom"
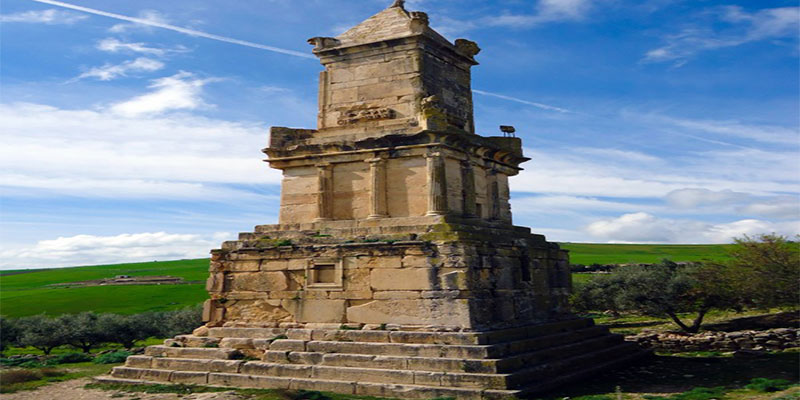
{"left": 18, "top": 360, "right": 44, "bottom": 368}
{"left": 93, "top": 351, "right": 131, "bottom": 364}
{"left": 0, "top": 317, "right": 19, "bottom": 355}
{"left": 0, "top": 369, "right": 41, "bottom": 385}
{"left": 47, "top": 352, "right": 93, "bottom": 365}
{"left": 745, "top": 378, "right": 793, "bottom": 392}
{"left": 38, "top": 368, "right": 66, "bottom": 378}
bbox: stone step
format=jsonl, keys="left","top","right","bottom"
{"left": 496, "top": 331, "right": 624, "bottom": 372}
{"left": 263, "top": 328, "right": 618, "bottom": 374}
{"left": 302, "top": 339, "right": 493, "bottom": 359}
{"left": 116, "top": 358, "right": 516, "bottom": 389}
{"left": 203, "top": 319, "right": 593, "bottom": 346}
{"left": 284, "top": 328, "right": 483, "bottom": 345}
{"left": 144, "top": 345, "right": 240, "bottom": 360}
{"left": 105, "top": 368, "right": 520, "bottom": 400}
{"left": 518, "top": 347, "right": 652, "bottom": 397}
{"left": 263, "top": 351, "right": 498, "bottom": 373}
{"left": 493, "top": 325, "right": 610, "bottom": 358}
{"left": 480, "top": 318, "right": 595, "bottom": 345}
{"left": 507, "top": 342, "right": 643, "bottom": 388}
{"left": 274, "top": 326, "right": 609, "bottom": 360}
{"left": 208, "top": 327, "right": 287, "bottom": 339}
{"left": 124, "top": 355, "right": 244, "bottom": 374}
{"left": 170, "top": 335, "right": 221, "bottom": 348}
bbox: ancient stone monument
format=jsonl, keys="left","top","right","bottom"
{"left": 103, "top": 2, "right": 646, "bottom": 398}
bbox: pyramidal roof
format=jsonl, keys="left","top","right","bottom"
{"left": 333, "top": 3, "right": 453, "bottom": 50}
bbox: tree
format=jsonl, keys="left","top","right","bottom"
{"left": 160, "top": 306, "right": 203, "bottom": 338}
{"left": 59, "top": 312, "right": 106, "bottom": 353}
{"left": 0, "top": 317, "right": 20, "bottom": 356}
{"left": 710, "top": 234, "right": 799, "bottom": 309}
{"left": 573, "top": 260, "right": 737, "bottom": 333}
{"left": 95, "top": 314, "right": 140, "bottom": 349}
{"left": 17, "top": 315, "right": 66, "bottom": 355}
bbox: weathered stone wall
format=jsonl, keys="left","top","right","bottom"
{"left": 627, "top": 328, "right": 799, "bottom": 353}
{"left": 204, "top": 234, "right": 570, "bottom": 331}
{"left": 275, "top": 148, "right": 514, "bottom": 223}
{"left": 385, "top": 157, "right": 427, "bottom": 217}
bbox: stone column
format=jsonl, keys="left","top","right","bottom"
{"left": 426, "top": 153, "right": 448, "bottom": 216}
{"left": 461, "top": 160, "right": 477, "bottom": 218}
{"left": 366, "top": 158, "right": 388, "bottom": 219}
{"left": 487, "top": 169, "right": 500, "bottom": 220}
{"left": 315, "top": 164, "right": 333, "bottom": 221}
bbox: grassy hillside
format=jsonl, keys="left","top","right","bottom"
{"left": 0, "top": 259, "right": 210, "bottom": 318}
{"left": 560, "top": 243, "right": 732, "bottom": 265}
{"left": 0, "top": 243, "right": 732, "bottom": 318}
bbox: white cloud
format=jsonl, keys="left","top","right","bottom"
{"left": 108, "top": 9, "right": 169, "bottom": 33}
{"left": 585, "top": 212, "right": 799, "bottom": 243}
{"left": 483, "top": 0, "right": 593, "bottom": 28}
{"left": 0, "top": 8, "right": 87, "bottom": 24}
{"left": 644, "top": 6, "right": 799, "bottom": 64}
{"left": 110, "top": 72, "right": 217, "bottom": 116}
{"left": 96, "top": 38, "right": 188, "bottom": 56}
{"left": 665, "top": 188, "right": 749, "bottom": 208}
{"left": 0, "top": 232, "right": 234, "bottom": 269}
{"left": 74, "top": 57, "right": 164, "bottom": 81}
{"left": 738, "top": 196, "right": 800, "bottom": 220}
{"left": 641, "top": 114, "right": 800, "bottom": 145}
{"left": 0, "top": 101, "right": 283, "bottom": 199}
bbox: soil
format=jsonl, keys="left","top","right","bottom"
{"left": 0, "top": 378, "right": 248, "bottom": 400}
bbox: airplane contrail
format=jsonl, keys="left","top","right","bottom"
{"left": 473, "top": 89, "right": 570, "bottom": 113}
{"left": 29, "top": 0, "right": 316, "bottom": 59}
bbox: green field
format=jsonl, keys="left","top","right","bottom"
{"left": 0, "top": 243, "right": 732, "bottom": 318}
{"left": 0, "top": 259, "right": 210, "bottom": 318}
{"left": 560, "top": 242, "right": 732, "bottom": 265}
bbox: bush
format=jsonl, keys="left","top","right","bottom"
{"left": 0, "top": 317, "right": 19, "bottom": 355}
{"left": 93, "top": 351, "right": 131, "bottom": 364}
{"left": 47, "top": 352, "right": 93, "bottom": 365}
{"left": 0, "top": 369, "right": 41, "bottom": 385}
{"left": 707, "top": 234, "right": 800, "bottom": 309}
{"left": 745, "top": 378, "right": 793, "bottom": 392}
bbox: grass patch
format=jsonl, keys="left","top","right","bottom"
{"left": 582, "top": 307, "right": 795, "bottom": 335}
{"left": 0, "top": 259, "right": 209, "bottom": 318}
{"left": 0, "top": 362, "right": 114, "bottom": 393}
{"left": 93, "top": 351, "right": 131, "bottom": 364}
{"left": 535, "top": 349, "right": 799, "bottom": 399}
{"left": 2, "top": 337, "right": 163, "bottom": 357}
{"left": 561, "top": 243, "right": 732, "bottom": 265}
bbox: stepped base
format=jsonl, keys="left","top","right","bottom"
{"left": 101, "top": 318, "right": 650, "bottom": 399}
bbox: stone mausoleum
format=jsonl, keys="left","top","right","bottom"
{"left": 103, "top": 2, "right": 646, "bottom": 398}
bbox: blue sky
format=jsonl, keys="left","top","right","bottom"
{"left": 0, "top": 0, "right": 798, "bottom": 269}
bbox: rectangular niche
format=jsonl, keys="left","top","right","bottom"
{"left": 306, "top": 258, "right": 343, "bottom": 290}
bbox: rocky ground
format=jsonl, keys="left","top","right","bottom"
{"left": 0, "top": 378, "right": 248, "bottom": 400}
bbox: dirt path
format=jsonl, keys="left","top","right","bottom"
{"left": 0, "top": 378, "right": 248, "bottom": 400}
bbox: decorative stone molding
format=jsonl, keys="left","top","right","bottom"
{"left": 307, "top": 37, "right": 341, "bottom": 51}
{"left": 366, "top": 158, "right": 389, "bottom": 219}
{"left": 315, "top": 164, "right": 333, "bottom": 222}
{"left": 337, "top": 106, "right": 394, "bottom": 126}
{"left": 455, "top": 39, "right": 481, "bottom": 58}
{"left": 306, "top": 258, "right": 343, "bottom": 290}
{"left": 425, "top": 152, "right": 448, "bottom": 216}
